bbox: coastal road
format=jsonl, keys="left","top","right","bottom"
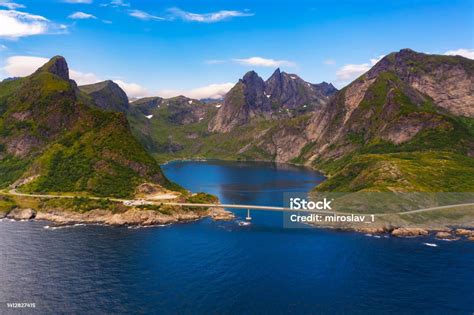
{"left": 3, "top": 189, "right": 473, "bottom": 216}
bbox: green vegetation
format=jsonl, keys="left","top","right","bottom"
{"left": 0, "top": 195, "right": 16, "bottom": 213}
{"left": 39, "top": 197, "right": 124, "bottom": 213}
{"left": 315, "top": 151, "right": 474, "bottom": 192}
{"left": 186, "top": 192, "right": 218, "bottom": 204}
{"left": 0, "top": 58, "right": 176, "bottom": 198}
{"left": 129, "top": 104, "right": 280, "bottom": 163}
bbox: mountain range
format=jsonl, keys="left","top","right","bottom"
{"left": 0, "top": 48, "right": 472, "bottom": 195}
{"left": 125, "top": 49, "right": 474, "bottom": 192}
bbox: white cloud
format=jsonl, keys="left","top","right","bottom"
{"left": 68, "top": 11, "right": 96, "bottom": 19}
{"left": 233, "top": 57, "right": 295, "bottom": 68}
{"left": 0, "top": 1, "right": 25, "bottom": 9}
{"left": 169, "top": 7, "right": 253, "bottom": 23}
{"left": 70, "top": 69, "right": 99, "bottom": 85}
{"left": 101, "top": 0, "right": 129, "bottom": 7}
{"left": 0, "top": 10, "right": 51, "bottom": 39}
{"left": 0, "top": 44, "right": 7, "bottom": 50}
{"left": 323, "top": 59, "right": 336, "bottom": 65}
{"left": 129, "top": 10, "right": 164, "bottom": 21}
{"left": 113, "top": 80, "right": 149, "bottom": 98}
{"left": 444, "top": 48, "right": 474, "bottom": 59}
{"left": 336, "top": 63, "right": 371, "bottom": 81}
{"left": 63, "top": 0, "right": 92, "bottom": 3}
{"left": 158, "top": 83, "right": 234, "bottom": 100}
{"left": 2, "top": 55, "right": 48, "bottom": 77}
{"left": 335, "top": 54, "right": 385, "bottom": 82}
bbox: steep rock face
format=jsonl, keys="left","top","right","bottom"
{"left": 209, "top": 69, "right": 337, "bottom": 132}
{"left": 297, "top": 49, "right": 474, "bottom": 161}
{"left": 79, "top": 80, "right": 130, "bottom": 113}
{"left": 365, "top": 49, "right": 473, "bottom": 117}
{"left": 250, "top": 49, "right": 473, "bottom": 170}
{"left": 209, "top": 72, "right": 269, "bottom": 133}
{"left": 265, "top": 68, "right": 335, "bottom": 109}
{"left": 35, "top": 56, "right": 69, "bottom": 81}
{"left": 0, "top": 56, "right": 172, "bottom": 197}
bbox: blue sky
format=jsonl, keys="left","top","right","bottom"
{"left": 0, "top": 0, "right": 473, "bottom": 98}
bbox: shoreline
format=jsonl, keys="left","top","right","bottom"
{"left": 2, "top": 206, "right": 473, "bottom": 241}
{"left": 0, "top": 206, "right": 235, "bottom": 228}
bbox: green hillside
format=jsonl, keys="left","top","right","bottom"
{"left": 0, "top": 56, "right": 175, "bottom": 198}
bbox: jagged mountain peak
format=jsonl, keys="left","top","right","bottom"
{"left": 241, "top": 70, "right": 265, "bottom": 85}
{"left": 209, "top": 69, "right": 337, "bottom": 132}
{"left": 35, "top": 55, "right": 69, "bottom": 80}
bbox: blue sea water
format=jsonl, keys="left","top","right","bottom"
{"left": 0, "top": 160, "right": 473, "bottom": 314}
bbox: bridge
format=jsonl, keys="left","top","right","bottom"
{"left": 3, "top": 189, "right": 474, "bottom": 220}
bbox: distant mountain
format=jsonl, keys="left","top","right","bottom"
{"left": 200, "top": 97, "right": 224, "bottom": 104}
{"left": 131, "top": 95, "right": 212, "bottom": 125}
{"left": 0, "top": 56, "right": 174, "bottom": 197}
{"left": 79, "top": 80, "right": 129, "bottom": 113}
{"left": 128, "top": 49, "right": 473, "bottom": 192}
{"left": 209, "top": 69, "right": 337, "bottom": 132}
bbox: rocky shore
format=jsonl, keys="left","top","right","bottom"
{"left": 1, "top": 206, "right": 235, "bottom": 227}
{"left": 354, "top": 226, "right": 474, "bottom": 241}
{"left": 1, "top": 206, "right": 473, "bottom": 241}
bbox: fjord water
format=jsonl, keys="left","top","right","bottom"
{"left": 1, "top": 161, "right": 473, "bottom": 314}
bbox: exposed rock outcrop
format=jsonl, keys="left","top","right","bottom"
{"left": 210, "top": 207, "right": 235, "bottom": 221}
{"left": 455, "top": 228, "right": 474, "bottom": 237}
{"left": 392, "top": 227, "right": 429, "bottom": 237}
{"left": 435, "top": 231, "right": 459, "bottom": 240}
{"left": 7, "top": 208, "right": 36, "bottom": 220}
{"left": 35, "top": 55, "right": 69, "bottom": 81}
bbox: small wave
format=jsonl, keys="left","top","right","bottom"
{"left": 423, "top": 243, "right": 438, "bottom": 247}
{"left": 365, "top": 234, "right": 382, "bottom": 239}
{"left": 238, "top": 221, "right": 251, "bottom": 226}
{"left": 127, "top": 224, "right": 171, "bottom": 229}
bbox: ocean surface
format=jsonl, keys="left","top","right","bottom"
{"left": 0, "top": 160, "right": 473, "bottom": 314}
